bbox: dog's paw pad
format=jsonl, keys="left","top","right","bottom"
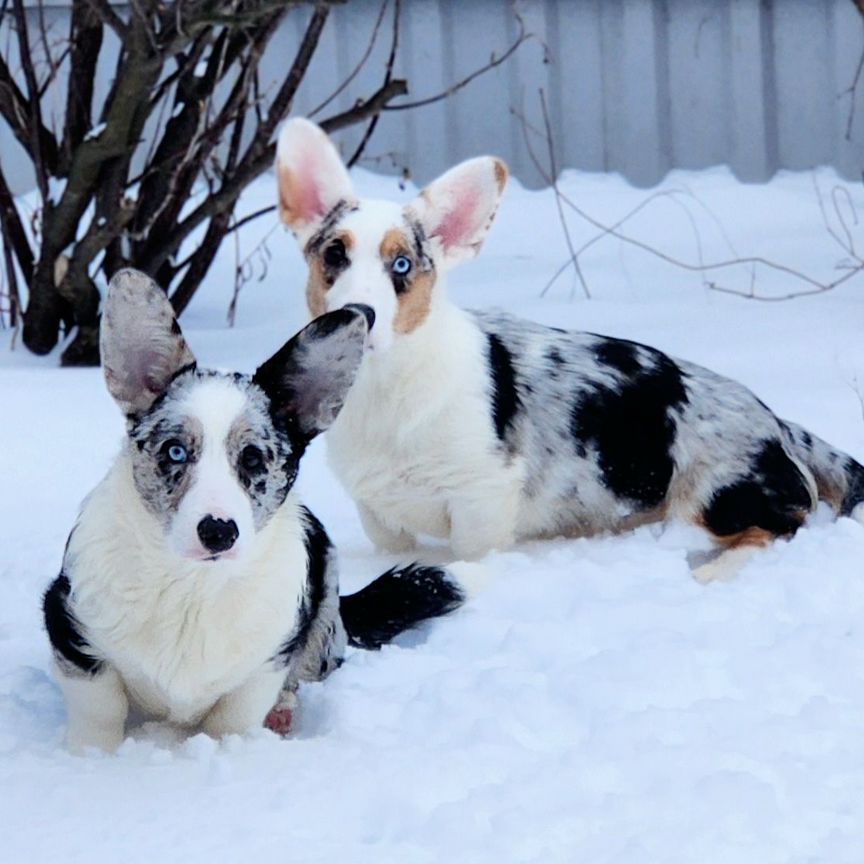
{"left": 264, "top": 706, "right": 294, "bottom": 736}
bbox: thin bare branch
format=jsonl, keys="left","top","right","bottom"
{"left": 346, "top": 0, "right": 400, "bottom": 167}
{"left": 530, "top": 90, "right": 589, "bottom": 298}
{"left": 0, "top": 163, "right": 34, "bottom": 286}
{"left": 308, "top": 0, "right": 390, "bottom": 118}
{"left": 320, "top": 77, "right": 408, "bottom": 132}
{"left": 12, "top": 0, "right": 50, "bottom": 198}
{"left": 522, "top": 95, "right": 864, "bottom": 303}
{"left": 383, "top": 12, "right": 528, "bottom": 112}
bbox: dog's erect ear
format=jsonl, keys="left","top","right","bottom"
{"left": 410, "top": 156, "right": 508, "bottom": 269}
{"left": 276, "top": 118, "right": 355, "bottom": 240}
{"left": 101, "top": 268, "right": 196, "bottom": 418}
{"left": 253, "top": 305, "right": 371, "bottom": 446}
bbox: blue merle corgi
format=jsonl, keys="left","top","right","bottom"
{"left": 43, "top": 268, "right": 471, "bottom": 753}
{"left": 274, "top": 118, "right": 864, "bottom": 580}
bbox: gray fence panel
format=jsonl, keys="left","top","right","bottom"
{"left": 3, "top": 0, "right": 864, "bottom": 193}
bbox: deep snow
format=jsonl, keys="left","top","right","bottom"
{"left": 2, "top": 165, "right": 864, "bottom": 863}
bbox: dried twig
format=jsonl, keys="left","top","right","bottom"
{"left": 517, "top": 91, "right": 589, "bottom": 299}
{"left": 520, "top": 89, "right": 864, "bottom": 303}
{"left": 227, "top": 222, "right": 277, "bottom": 327}
{"left": 385, "top": 11, "right": 528, "bottom": 113}
{"left": 347, "top": 0, "right": 401, "bottom": 168}
{"left": 308, "top": 0, "right": 391, "bottom": 118}
{"left": 12, "top": 0, "right": 50, "bottom": 200}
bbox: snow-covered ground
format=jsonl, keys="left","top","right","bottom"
{"left": 2, "top": 164, "right": 864, "bottom": 863}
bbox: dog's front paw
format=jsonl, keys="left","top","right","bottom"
{"left": 264, "top": 687, "right": 298, "bottom": 737}
{"left": 67, "top": 725, "right": 125, "bottom": 755}
{"left": 264, "top": 705, "right": 294, "bottom": 736}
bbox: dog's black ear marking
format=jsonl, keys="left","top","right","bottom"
{"left": 253, "top": 307, "right": 369, "bottom": 447}
{"left": 487, "top": 333, "right": 521, "bottom": 443}
{"left": 571, "top": 349, "right": 688, "bottom": 509}
{"left": 703, "top": 439, "right": 812, "bottom": 537}
{"left": 101, "top": 269, "right": 196, "bottom": 419}
{"left": 43, "top": 574, "right": 103, "bottom": 675}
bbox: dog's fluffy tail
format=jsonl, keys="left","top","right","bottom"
{"left": 782, "top": 420, "right": 864, "bottom": 520}
{"left": 339, "top": 562, "right": 485, "bottom": 650}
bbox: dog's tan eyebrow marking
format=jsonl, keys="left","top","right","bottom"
{"left": 380, "top": 227, "right": 412, "bottom": 260}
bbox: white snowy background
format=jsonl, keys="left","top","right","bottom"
{"left": 2, "top": 165, "right": 864, "bottom": 863}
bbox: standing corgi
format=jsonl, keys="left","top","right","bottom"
{"left": 44, "top": 269, "right": 468, "bottom": 753}
{"left": 275, "top": 118, "right": 864, "bottom": 580}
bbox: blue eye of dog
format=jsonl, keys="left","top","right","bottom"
{"left": 392, "top": 255, "right": 412, "bottom": 276}
{"left": 240, "top": 445, "right": 264, "bottom": 473}
{"left": 164, "top": 440, "right": 187, "bottom": 464}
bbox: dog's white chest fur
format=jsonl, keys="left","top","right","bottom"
{"left": 67, "top": 457, "right": 307, "bottom": 724}
{"left": 327, "top": 303, "right": 523, "bottom": 555}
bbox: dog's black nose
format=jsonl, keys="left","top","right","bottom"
{"left": 344, "top": 303, "right": 375, "bottom": 331}
{"left": 197, "top": 516, "right": 239, "bottom": 554}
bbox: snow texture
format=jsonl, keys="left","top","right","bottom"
{"left": 2, "top": 166, "right": 864, "bottom": 863}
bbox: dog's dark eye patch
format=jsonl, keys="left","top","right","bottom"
{"left": 240, "top": 444, "right": 265, "bottom": 474}
{"left": 227, "top": 400, "right": 299, "bottom": 525}
{"left": 323, "top": 239, "right": 349, "bottom": 269}
{"left": 127, "top": 405, "right": 201, "bottom": 517}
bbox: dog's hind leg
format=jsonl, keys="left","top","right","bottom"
{"left": 448, "top": 485, "right": 519, "bottom": 560}
{"left": 690, "top": 440, "right": 814, "bottom": 583}
{"left": 357, "top": 501, "right": 416, "bottom": 554}
{"left": 691, "top": 530, "right": 773, "bottom": 584}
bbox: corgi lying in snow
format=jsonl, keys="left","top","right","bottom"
{"left": 275, "top": 118, "right": 864, "bottom": 580}
{"left": 43, "top": 269, "right": 469, "bottom": 753}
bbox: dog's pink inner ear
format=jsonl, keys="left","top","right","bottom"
{"left": 279, "top": 161, "right": 327, "bottom": 227}
{"left": 432, "top": 185, "right": 484, "bottom": 251}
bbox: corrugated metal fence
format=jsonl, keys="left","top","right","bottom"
{"left": 3, "top": 0, "right": 864, "bottom": 191}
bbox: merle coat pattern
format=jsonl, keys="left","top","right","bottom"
{"left": 44, "top": 269, "right": 466, "bottom": 753}
{"left": 275, "top": 118, "right": 864, "bottom": 580}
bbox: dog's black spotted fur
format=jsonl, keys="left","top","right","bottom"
{"left": 571, "top": 345, "right": 688, "bottom": 510}
{"left": 703, "top": 440, "right": 812, "bottom": 537}
{"left": 43, "top": 574, "right": 103, "bottom": 675}
{"left": 486, "top": 333, "right": 521, "bottom": 445}
{"left": 277, "top": 507, "right": 332, "bottom": 663}
{"left": 470, "top": 309, "right": 864, "bottom": 544}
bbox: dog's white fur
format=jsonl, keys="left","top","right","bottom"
{"left": 328, "top": 303, "right": 520, "bottom": 559}
{"left": 48, "top": 270, "right": 372, "bottom": 752}
{"left": 59, "top": 423, "right": 309, "bottom": 752}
